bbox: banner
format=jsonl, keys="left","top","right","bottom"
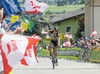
{"left": 0, "top": 0, "right": 22, "bottom": 16}
{"left": 58, "top": 48, "right": 81, "bottom": 57}
{"left": 37, "top": 48, "right": 81, "bottom": 60}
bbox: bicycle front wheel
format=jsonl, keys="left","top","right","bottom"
{"left": 52, "top": 57, "right": 55, "bottom": 69}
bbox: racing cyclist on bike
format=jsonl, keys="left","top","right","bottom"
{"left": 47, "top": 27, "right": 60, "bottom": 66}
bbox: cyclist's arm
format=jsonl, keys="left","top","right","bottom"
{"left": 7, "top": 27, "right": 24, "bottom": 34}
{"left": 58, "top": 36, "right": 60, "bottom": 47}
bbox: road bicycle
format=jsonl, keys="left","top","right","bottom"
{"left": 50, "top": 47, "right": 58, "bottom": 69}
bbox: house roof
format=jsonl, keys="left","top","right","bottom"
{"left": 49, "top": 8, "right": 85, "bottom": 24}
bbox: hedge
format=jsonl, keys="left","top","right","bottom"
{"left": 89, "top": 48, "right": 100, "bottom": 63}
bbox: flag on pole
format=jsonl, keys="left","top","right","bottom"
{"left": 20, "top": 21, "right": 29, "bottom": 31}
{"left": 63, "top": 40, "right": 71, "bottom": 48}
{"left": 0, "top": 0, "right": 22, "bottom": 16}
{"left": 64, "top": 32, "right": 73, "bottom": 39}
{"left": 22, "top": 17, "right": 34, "bottom": 31}
{"left": 90, "top": 29, "right": 97, "bottom": 37}
{"left": 20, "top": 43, "right": 38, "bottom": 66}
{"left": 0, "top": 34, "right": 41, "bottom": 74}
{"left": 24, "top": 0, "right": 48, "bottom": 14}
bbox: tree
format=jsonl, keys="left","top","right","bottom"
{"left": 80, "top": 0, "right": 85, "bottom": 4}
{"left": 75, "top": 16, "right": 84, "bottom": 39}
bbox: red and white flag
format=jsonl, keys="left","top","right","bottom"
{"left": 20, "top": 44, "right": 38, "bottom": 66}
{"left": 90, "top": 29, "right": 97, "bottom": 37}
{"left": 63, "top": 40, "right": 71, "bottom": 48}
{"left": 0, "top": 34, "right": 41, "bottom": 74}
{"left": 24, "top": 0, "right": 48, "bottom": 14}
{"left": 64, "top": 32, "right": 73, "bottom": 39}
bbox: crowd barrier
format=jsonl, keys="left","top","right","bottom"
{"left": 89, "top": 48, "right": 100, "bottom": 63}
{"left": 37, "top": 47, "right": 100, "bottom": 63}
{"left": 37, "top": 48, "right": 81, "bottom": 60}
{"left": 58, "top": 48, "right": 81, "bottom": 60}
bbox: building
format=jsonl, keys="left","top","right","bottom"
{"left": 85, "top": 0, "right": 100, "bottom": 38}
{"left": 49, "top": 8, "right": 85, "bottom": 39}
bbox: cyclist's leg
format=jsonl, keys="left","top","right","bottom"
{"left": 48, "top": 42, "right": 53, "bottom": 58}
{"left": 54, "top": 47, "right": 58, "bottom": 58}
{"left": 53, "top": 45, "right": 58, "bottom": 66}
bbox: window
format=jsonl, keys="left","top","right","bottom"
{"left": 66, "top": 26, "right": 72, "bottom": 33}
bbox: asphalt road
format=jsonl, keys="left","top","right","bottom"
{"left": 12, "top": 57, "right": 100, "bottom": 74}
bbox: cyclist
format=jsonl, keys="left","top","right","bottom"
{"left": 47, "top": 27, "right": 60, "bottom": 66}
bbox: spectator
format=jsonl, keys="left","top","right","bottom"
{"left": 0, "top": 7, "right": 24, "bottom": 74}
{"left": 96, "top": 38, "right": 100, "bottom": 48}
{"left": 63, "top": 39, "right": 71, "bottom": 48}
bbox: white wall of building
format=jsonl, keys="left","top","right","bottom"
{"left": 85, "top": 0, "right": 100, "bottom": 38}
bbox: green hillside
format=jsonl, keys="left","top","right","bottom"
{"left": 44, "top": 5, "right": 84, "bottom": 14}
{"left": 42, "top": 5, "right": 84, "bottom": 22}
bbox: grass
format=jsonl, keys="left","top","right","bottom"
{"left": 44, "top": 5, "right": 84, "bottom": 14}
{"left": 20, "top": 4, "right": 84, "bottom": 14}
